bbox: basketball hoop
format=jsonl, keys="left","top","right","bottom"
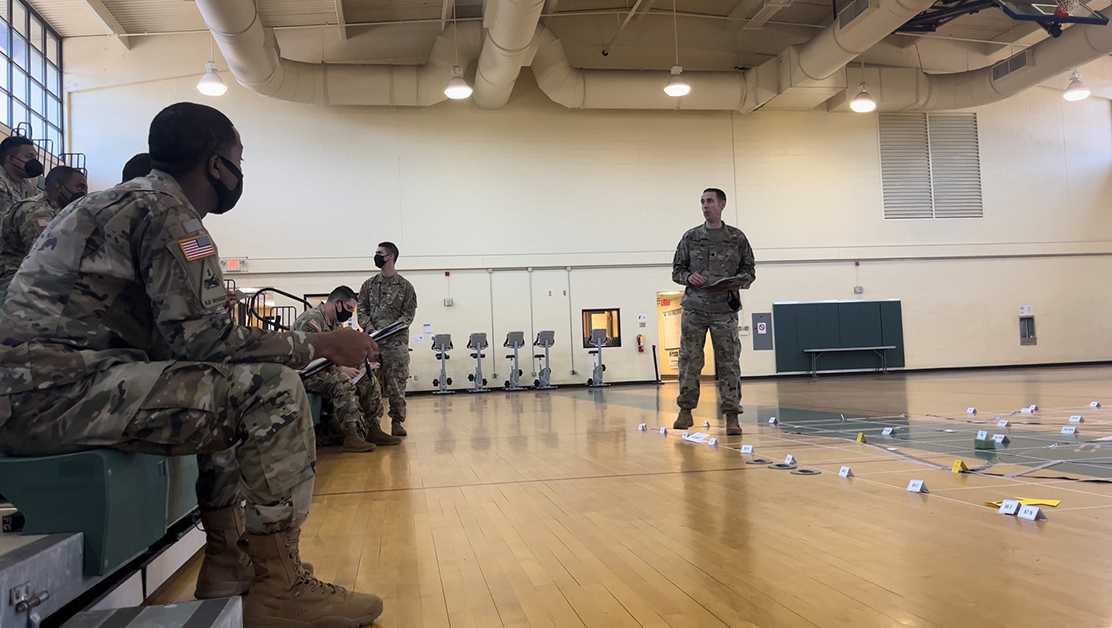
{"left": 1056, "top": 0, "right": 1081, "bottom": 18}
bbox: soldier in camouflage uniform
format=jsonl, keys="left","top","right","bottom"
{"left": 0, "top": 166, "right": 87, "bottom": 292}
{"left": 672, "top": 188, "right": 756, "bottom": 437}
{"left": 0, "top": 136, "right": 44, "bottom": 224}
{"left": 292, "top": 285, "right": 401, "bottom": 451}
{"left": 0, "top": 103, "right": 384, "bottom": 628}
{"left": 358, "top": 241, "right": 417, "bottom": 436}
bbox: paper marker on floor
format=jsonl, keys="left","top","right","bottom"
{"left": 952, "top": 460, "right": 968, "bottom": 473}
{"left": 839, "top": 466, "right": 854, "bottom": 478}
{"left": 906, "top": 480, "right": 929, "bottom": 493}
{"left": 856, "top": 432, "right": 867, "bottom": 444}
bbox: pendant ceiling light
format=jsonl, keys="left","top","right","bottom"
{"left": 665, "top": 0, "right": 690, "bottom": 97}
{"left": 444, "top": 0, "right": 473, "bottom": 100}
{"left": 197, "top": 37, "right": 227, "bottom": 97}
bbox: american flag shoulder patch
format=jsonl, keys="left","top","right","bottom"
{"left": 180, "top": 234, "right": 216, "bottom": 261}
{"left": 309, "top": 319, "right": 322, "bottom": 331}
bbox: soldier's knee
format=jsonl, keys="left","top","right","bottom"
{"left": 238, "top": 364, "right": 313, "bottom": 432}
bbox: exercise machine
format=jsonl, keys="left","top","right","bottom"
{"left": 533, "top": 330, "right": 557, "bottom": 390}
{"left": 431, "top": 333, "right": 454, "bottom": 394}
{"left": 466, "top": 333, "right": 489, "bottom": 393}
{"left": 586, "top": 328, "right": 609, "bottom": 387}
{"left": 503, "top": 331, "right": 526, "bottom": 390}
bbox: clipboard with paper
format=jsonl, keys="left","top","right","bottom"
{"left": 299, "top": 320, "right": 409, "bottom": 379}
{"left": 706, "top": 275, "right": 753, "bottom": 291}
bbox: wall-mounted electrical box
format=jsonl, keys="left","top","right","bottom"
{"left": 1019, "top": 305, "right": 1036, "bottom": 346}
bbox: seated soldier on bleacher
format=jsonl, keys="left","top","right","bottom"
{"left": 292, "top": 285, "right": 401, "bottom": 452}
{"left": 0, "top": 165, "right": 87, "bottom": 293}
{"left": 0, "top": 102, "right": 384, "bottom": 628}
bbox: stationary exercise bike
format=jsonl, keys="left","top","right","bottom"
{"left": 533, "top": 330, "right": 557, "bottom": 390}
{"left": 586, "top": 328, "right": 609, "bottom": 387}
{"left": 466, "top": 332, "right": 489, "bottom": 393}
{"left": 431, "top": 333, "right": 454, "bottom": 394}
{"left": 503, "top": 331, "right": 526, "bottom": 391}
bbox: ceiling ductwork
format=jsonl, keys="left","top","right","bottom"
{"left": 828, "top": 8, "right": 1112, "bottom": 111}
{"left": 530, "top": 0, "right": 935, "bottom": 111}
{"left": 193, "top": 0, "right": 480, "bottom": 106}
{"left": 473, "top": 0, "right": 547, "bottom": 109}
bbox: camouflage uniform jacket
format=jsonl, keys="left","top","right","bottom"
{"left": 0, "top": 168, "right": 40, "bottom": 224}
{"left": 672, "top": 223, "right": 756, "bottom": 313}
{"left": 0, "top": 193, "right": 61, "bottom": 291}
{"left": 292, "top": 303, "right": 337, "bottom": 335}
{"left": 0, "top": 170, "right": 315, "bottom": 404}
{"left": 357, "top": 273, "right": 416, "bottom": 343}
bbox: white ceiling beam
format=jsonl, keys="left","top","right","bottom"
{"left": 82, "top": 0, "right": 130, "bottom": 51}
{"left": 442, "top": 0, "right": 454, "bottom": 30}
{"left": 336, "top": 0, "right": 349, "bottom": 40}
{"left": 726, "top": 0, "right": 765, "bottom": 30}
{"left": 633, "top": 0, "right": 659, "bottom": 22}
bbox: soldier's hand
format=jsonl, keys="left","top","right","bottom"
{"left": 340, "top": 366, "right": 362, "bottom": 379}
{"left": 314, "top": 328, "right": 378, "bottom": 368}
{"left": 689, "top": 273, "right": 708, "bottom": 286}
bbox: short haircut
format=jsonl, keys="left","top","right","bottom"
{"left": 122, "top": 153, "right": 152, "bottom": 182}
{"left": 328, "top": 285, "right": 357, "bottom": 302}
{"left": 148, "top": 103, "right": 236, "bottom": 176}
{"left": 703, "top": 188, "right": 727, "bottom": 203}
{"left": 378, "top": 241, "right": 399, "bottom": 259}
{"left": 45, "top": 166, "right": 82, "bottom": 189}
{"left": 0, "top": 136, "right": 34, "bottom": 162}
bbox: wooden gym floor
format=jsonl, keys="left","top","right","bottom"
{"left": 153, "top": 365, "right": 1112, "bottom": 627}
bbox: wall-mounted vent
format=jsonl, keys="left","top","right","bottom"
{"left": 839, "top": 0, "right": 870, "bottom": 28}
{"left": 991, "top": 50, "right": 1029, "bottom": 81}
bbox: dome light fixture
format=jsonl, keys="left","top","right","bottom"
{"left": 665, "top": 66, "right": 691, "bottom": 97}
{"left": 850, "top": 82, "right": 877, "bottom": 113}
{"left": 445, "top": 65, "right": 473, "bottom": 100}
{"left": 197, "top": 61, "right": 227, "bottom": 97}
{"left": 1064, "top": 69, "right": 1090, "bottom": 101}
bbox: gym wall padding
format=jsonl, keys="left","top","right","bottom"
{"left": 773, "top": 300, "right": 905, "bottom": 373}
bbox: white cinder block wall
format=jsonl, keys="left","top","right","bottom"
{"left": 64, "top": 34, "right": 1112, "bottom": 391}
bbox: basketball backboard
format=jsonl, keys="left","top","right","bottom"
{"left": 993, "top": 0, "right": 1108, "bottom": 25}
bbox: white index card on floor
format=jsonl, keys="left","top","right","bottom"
{"left": 638, "top": 423, "right": 647, "bottom": 431}
{"left": 740, "top": 444, "right": 754, "bottom": 454}
{"left": 659, "top": 427, "right": 667, "bottom": 435}
{"left": 707, "top": 438, "right": 719, "bottom": 446}
{"left": 784, "top": 454, "right": 795, "bottom": 465}
{"left": 993, "top": 434, "right": 1009, "bottom": 444}
{"left": 999, "top": 500, "right": 1021, "bottom": 515}
{"left": 1029, "top": 405, "right": 1039, "bottom": 411}
{"left": 1091, "top": 401, "right": 1102, "bottom": 409}
{"left": 977, "top": 430, "right": 989, "bottom": 440}
{"left": 1020, "top": 408, "right": 1034, "bottom": 414}
{"left": 882, "top": 427, "right": 894, "bottom": 436}
{"left": 967, "top": 407, "right": 977, "bottom": 415}
{"left": 768, "top": 417, "right": 779, "bottom": 426}
{"left": 1062, "top": 426, "right": 1077, "bottom": 435}
{"left": 906, "top": 480, "right": 929, "bottom": 493}
{"left": 1018, "top": 506, "right": 1047, "bottom": 521}
{"left": 997, "top": 419, "right": 1009, "bottom": 428}
{"left": 1071, "top": 415, "right": 1084, "bottom": 424}
{"left": 839, "top": 466, "right": 854, "bottom": 478}
{"left": 685, "top": 432, "right": 709, "bottom": 443}
{"left": 703, "top": 421, "right": 710, "bottom": 427}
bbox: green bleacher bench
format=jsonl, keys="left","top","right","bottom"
{"left": 308, "top": 392, "right": 322, "bottom": 426}
{"left": 0, "top": 450, "right": 198, "bottom": 576}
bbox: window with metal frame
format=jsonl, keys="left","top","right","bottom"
{"left": 2, "top": 1, "right": 63, "bottom": 158}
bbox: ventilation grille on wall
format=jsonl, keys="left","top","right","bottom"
{"left": 879, "top": 113, "right": 983, "bottom": 220}
{"left": 991, "top": 50, "right": 1029, "bottom": 81}
{"left": 839, "top": 0, "right": 871, "bottom": 28}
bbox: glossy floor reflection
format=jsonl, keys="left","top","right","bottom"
{"left": 155, "top": 366, "right": 1112, "bottom": 627}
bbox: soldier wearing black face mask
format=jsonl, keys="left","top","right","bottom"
{"left": 0, "top": 136, "right": 44, "bottom": 224}
{"left": 0, "top": 165, "right": 87, "bottom": 292}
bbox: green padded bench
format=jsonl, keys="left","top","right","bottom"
{"left": 0, "top": 450, "right": 198, "bottom": 576}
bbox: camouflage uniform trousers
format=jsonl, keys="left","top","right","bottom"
{"left": 377, "top": 340, "right": 410, "bottom": 423}
{"left": 676, "top": 307, "right": 743, "bottom": 416}
{"left": 303, "top": 368, "right": 383, "bottom": 437}
{"left": 0, "top": 361, "right": 316, "bottom": 535}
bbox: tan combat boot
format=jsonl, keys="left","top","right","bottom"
{"left": 391, "top": 420, "right": 407, "bottom": 437}
{"left": 673, "top": 408, "right": 694, "bottom": 429}
{"left": 242, "top": 527, "right": 384, "bottom": 628}
{"left": 725, "top": 414, "right": 743, "bottom": 436}
{"left": 365, "top": 419, "right": 402, "bottom": 446}
{"left": 195, "top": 507, "right": 254, "bottom": 599}
{"left": 341, "top": 424, "right": 376, "bottom": 453}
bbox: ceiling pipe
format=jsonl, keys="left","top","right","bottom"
{"left": 193, "top": 0, "right": 481, "bottom": 106}
{"left": 473, "top": 0, "right": 547, "bottom": 108}
{"left": 531, "top": 0, "right": 936, "bottom": 111}
{"left": 828, "top": 9, "right": 1112, "bottom": 111}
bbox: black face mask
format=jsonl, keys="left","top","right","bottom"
{"left": 15, "top": 156, "right": 43, "bottom": 178}
{"left": 208, "top": 155, "right": 243, "bottom": 215}
{"left": 336, "top": 303, "right": 353, "bottom": 323}
{"left": 63, "top": 186, "right": 86, "bottom": 205}
{"left": 374, "top": 254, "right": 387, "bottom": 269}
